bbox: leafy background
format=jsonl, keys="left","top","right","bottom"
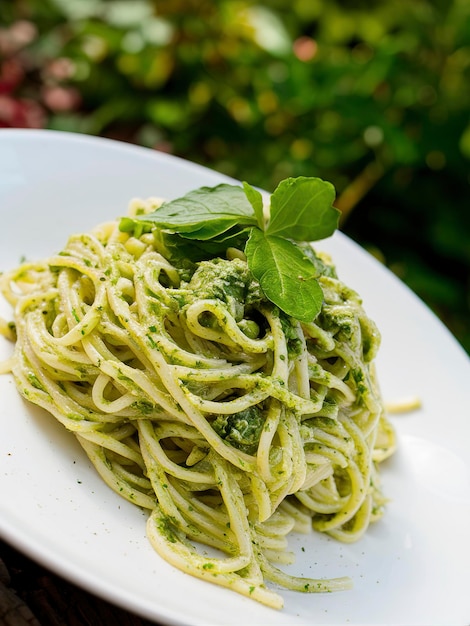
{"left": 1, "top": 0, "right": 469, "bottom": 352}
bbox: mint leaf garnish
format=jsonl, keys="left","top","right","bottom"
{"left": 245, "top": 229, "right": 324, "bottom": 322}
{"left": 267, "top": 176, "right": 340, "bottom": 241}
{"left": 126, "top": 176, "right": 339, "bottom": 322}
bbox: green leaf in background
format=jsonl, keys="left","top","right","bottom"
{"left": 266, "top": 177, "right": 340, "bottom": 242}
{"left": 139, "top": 184, "right": 258, "bottom": 239}
{"left": 245, "top": 228, "right": 324, "bottom": 323}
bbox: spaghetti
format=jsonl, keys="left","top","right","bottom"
{"left": 0, "top": 196, "right": 395, "bottom": 609}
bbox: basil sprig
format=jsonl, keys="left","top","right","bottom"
{"left": 125, "top": 176, "right": 340, "bottom": 322}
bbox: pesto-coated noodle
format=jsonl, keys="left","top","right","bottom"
{"left": 0, "top": 197, "right": 396, "bottom": 609}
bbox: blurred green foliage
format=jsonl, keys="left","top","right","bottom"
{"left": 1, "top": 0, "right": 469, "bottom": 351}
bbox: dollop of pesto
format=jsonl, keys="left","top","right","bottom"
{"left": 185, "top": 257, "right": 264, "bottom": 321}
{"left": 212, "top": 405, "right": 264, "bottom": 455}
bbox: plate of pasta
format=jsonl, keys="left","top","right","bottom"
{"left": 0, "top": 128, "right": 469, "bottom": 626}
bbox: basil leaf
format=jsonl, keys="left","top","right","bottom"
{"left": 137, "top": 184, "right": 257, "bottom": 239}
{"left": 167, "top": 222, "right": 239, "bottom": 241}
{"left": 242, "top": 181, "right": 266, "bottom": 230}
{"left": 184, "top": 226, "right": 252, "bottom": 256}
{"left": 245, "top": 228, "right": 324, "bottom": 322}
{"left": 266, "top": 176, "right": 340, "bottom": 241}
{"left": 122, "top": 176, "right": 340, "bottom": 324}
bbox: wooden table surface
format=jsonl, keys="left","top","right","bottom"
{"left": 0, "top": 539, "right": 158, "bottom": 626}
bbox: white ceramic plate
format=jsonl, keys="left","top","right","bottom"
{"left": 1, "top": 129, "right": 469, "bottom": 626}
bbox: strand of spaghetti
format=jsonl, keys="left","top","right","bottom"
{"left": 82, "top": 336, "right": 197, "bottom": 425}
{"left": 312, "top": 458, "right": 366, "bottom": 532}
{"left": 168, "top": 477, "right": 234, "bottom": 530}
{"left": 14, "top": 285, "right": 58, "bottom": 319}
{"left": 184, "top": 299, "right": 273, "bottom": 353}
{"left": 77, "top": 430, "right": 146, "bottom": 470}
{"left": 138, "top": 419, "right": 215, "bottom": 484}
{"left": 14, "top": 338, "right": 117, "bottom": 429}
{"left": 146, "top": 322, "right": 234, "bottom": 369}
{"left": 146, "top": 419, "right": 206, "bottom": 443}
{"left": 179, "top": 373, "right": 321, "bottom": 416}
{"left": 307, "top": 442, "right": 349, "bottom": 469}
{"left": 0, "top": 261, "right": 53, "bottom": 307}
{"left": 327, "top": 494, "right": 373, "bottom": 543}
{"left": 304, "top": 425, "right": 354, "bottom": 458}
{"left": 165, "top": 367, "right": 258, "bottom": 471}
{"left": 27, "top": 311, "right": 96, "bottom": 378}
{"left": 255, "top": 510, "right": 296, "bottom": 538}
{"left": 91, "top": 220, "right": 125, "bottom": 245}
{"left": 335, "top": 346, "right": 382, "bottom": 424}
{"left": 373, "top": 415, "right": 397, "bottom": 462}
{"left": 140, "top": 444, "right": 233, "bottom": 553}
{"left": 61, "top": 232, "right": 107, "bottom": 266}
{"left": 256, "top": 399, "right": 282, "bottom": 485}
{"left": 277, "top": 499, "right": 314, "bottom": 534}
{"left": 307, "top": 357, "right": 356, "bottom": 404}
{"left": 258, "top": 549, "right": 352, "bottom": 594}
{"left": 170, "top": 359, "right": 267, "bottom": 382}
{"left": 107, "top": 252, "right": 239, "bottom": 386}
{"left": 266, "top": 413, "right": 304, "bottom": 513}
{"left": 142, "top": 452, "right": 210, "bottom": 536}
{"left": 385, "top": 396, "right": 421, "bottom": 413}
{"left": 249, "top": 473, "right": 273, "bottom": 522}
{"left": 283, "top": 410, "right": 307, "bottom": 493}
{"left": 111, "top": 462, "right": 153, "bottom": 491}
{"left": 141, "top": 253, "right": 182, "bottom": 295}
{"left": 146, "top": 505, "right": 284, "bottom": 609}
{"left": 84, "top": 316, "right": 153, "bottom": 365}
{"left": 91, "top": 372, "right": 139, "bottom": 413}
{"left": 311, "top": 475, "right": 343, "bottom": 503}
{"left": 105, "top": 422, "right": 139, "bottom": 442}
{"left": 130, "top": 253, "right": 236, "bottom": 370}
{"left": 62, "top": 375, "right": 146, "bottom": 420}
{"left": 177, "top": 377, "right": 269, "bottom": 413}
{"left": 164, "top": 479, "right": 239, "bottom": 551}
{"left": 48, "top": 262, "right": 106, "bottom": 346}
{"left": 77, "top": 436, "right": 155, "bottom": 509}
{"left": 257, "top": 545, "right": 294, "bottom": 566}
{"left": 302, "top": 317, "right": 336, "bottom": 352}
{"left": 141, "top": 440, "right": 259, "bottom": 576}
{"left": 291, "top": 320, "right": 311, "bottom": 399}
{"left": 295, "top": 485, "right": 345, "bottom": 515}
{"left": 264, "top": 308, "right": 289, "bottom": 382}
{"left": 268, "top": 309, "right": 327, "bottom": 415}
{"left": 209, "top": 452, "right": 268, "bottom": 578}
{"left": 300, "top": 461, "right": 334, "bottom": 491}
{"left": 253, "top": 529, "right": 290, "bottom": 554}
